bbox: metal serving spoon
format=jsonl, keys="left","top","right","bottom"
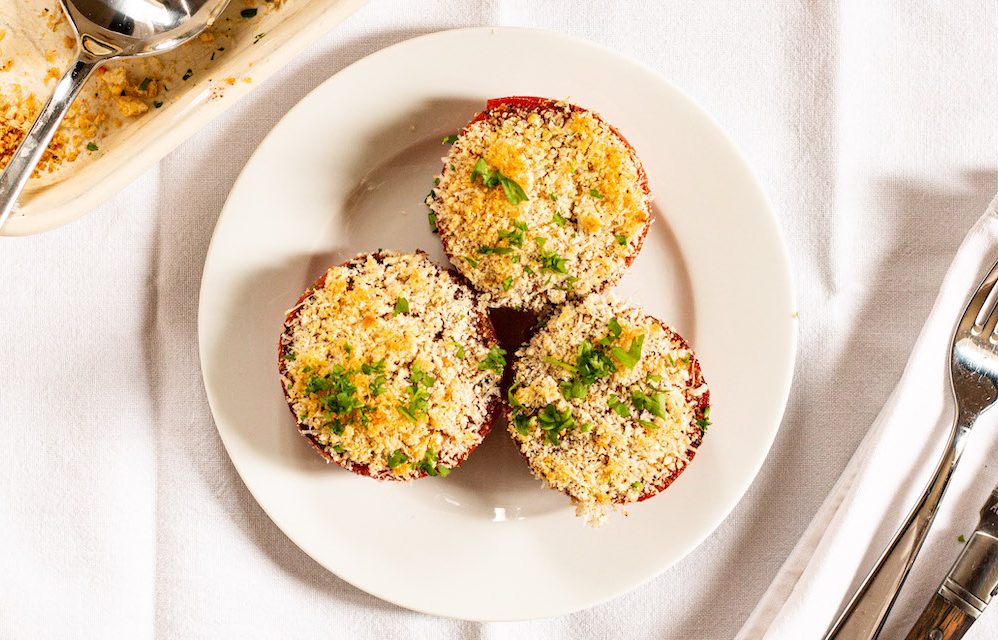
{"left": 0, "top": 0, "right": 229, "bottom": 230}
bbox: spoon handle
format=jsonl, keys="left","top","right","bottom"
{"left": 0, "top": 53, "right": 102, "bottom": 231}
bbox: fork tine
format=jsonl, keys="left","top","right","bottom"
{"left": 973, "top": 280, "right": 998, "bottom": 335}
{"left": 960, "top": 257, "right": 998, "bottom": 337}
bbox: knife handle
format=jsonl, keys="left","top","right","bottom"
{"left": 905, "top": 593, "right": 975, "bottom": 640}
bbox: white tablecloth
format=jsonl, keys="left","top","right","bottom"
{"left": 3, "top": 2, "right": 998, "bottom": 638}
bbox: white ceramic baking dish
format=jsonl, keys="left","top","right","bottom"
{"left": 1, "top": 0, "right": 366, "bottom": 236}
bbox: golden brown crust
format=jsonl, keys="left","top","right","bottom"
{"left": 504, "top": 294, "right": 709, "bottom": 522}
{"left": 277, "top": 251, "right": 502, "bottom": 480}
{"left": 433, "top": 96, "right": 653, "bottom": 313}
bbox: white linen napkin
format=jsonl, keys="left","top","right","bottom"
{"left": 739, "top": 193, "right": 998, "bottom": 639}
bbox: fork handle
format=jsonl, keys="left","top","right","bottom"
{"left": 824, "top": 424, "right": 971, "bottom": 639}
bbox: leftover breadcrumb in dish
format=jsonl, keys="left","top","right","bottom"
{"left": 427, "top": 96, "right": 652, "bottom": 314}
{"left": 506, "top": 293, "right": 710, "bottom": 526}
{"left": 0, "top": 0, "right": 282, "bottom": 187}
{"left": 279, "top": 252, "right": 506, "bottom": 481}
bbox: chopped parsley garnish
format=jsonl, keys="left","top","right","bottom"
{"left": 696, "top": 406, "right": 712, "bottom": 431}
{"left": 393, "top": 296, "right": 409, "bottom": 315}
{"left": 332, "top": 445, "right": 344, "bottom": 454}
{"left": 477, "top": 244, "right": 514, "bottom": 255}
{"left": 537, "top": 403, "right": 574, "bottom": 445}
{"left": 434, "top": 177, "right": 440, "bottom": 186}
{"left": 599, "top": 318, "right": 623, "bottom": 346}
{"left": 462, "top": 256, "right": 479, "bottom": 269}
{"left": 451, "top": 340, "right": 465, "bottom": 359}
{"left": 397, "top": 364, "right": 434, "bottom": 422}
{"left": 511, "top": 255, "right": 521, "bottom": 263}
{"left": 343, "top": 343, "right": 353, "bottom": 354}
{"left": 138, "top": 77, "right": 151, "bottom": 91}
{"left": 240, "top": 8, "right": 258, "bottom": 17}
{"left": 549, "top": 193, "right": 558, "bottom": 202}
{"left": 501, "top": 276, "right": 513, "bottom": 291}
{"left": 507, "top": 383, "right": 534, "bottom": 436}
{"left": 361, "top": 359, "right": 386, "bottom": 396}
{"left": 546, "top": 337, "right": 617, "bottom": 401}
{"left": 182, "top": 68, "right": 193, "bottom": 81}
{"left": 630, "top": 387, "right": 667, "bottom": 420}
{"left": 304, "top": 365, "right": 372, "bottom": 428}
{"left": 608, "top": 394, "right": 631, "bottom": 417}
{"left": 958, "top": 534, "right": 967, "bottom": 543}
{"left": 86, "top": 142, "right": 98, "bottom": 152}
{"left": 610, "top": 334, "right": 645, "bottom": 369}
{"left": 427, "top": 210, "right": 438, "bottom": 233}
{"left": 361, "top": 359, "right": 385, "bottom": 375}
{"left": 615, "top": 234, "right": 628, "bottom": 246}
{"left": 522, "top": 265, "right": 536, "bottom": 276}
{"left": 631, "top": 481, "right": 642, "bottom": 490}
{"left": 498, "top": 221, "right": 526, "bottom": 247}
{"left": 552, "top": 211, "right": 567, "bottom": 226}
{"left": 415, "top": 447, "right": 450, "bottom": 477}
{"left": 478, "top": 345, "right": 507, "bottom": 375}
{"left": 283, "top": 351, "right": 295, "bottom": 361}
{"left": 539, "top": 246, "right": 568, "bottom": 274}
{"left": 470, "top": 157, "right": 528, "bottom": 205}
{"left": 442, "top": 134, "right": 459, "bottom": 144}
{"left": 386, "top": 449, "right": 408, "bottom": 468}
{"left": 543, "top": 356, "right": 576, "bottom": 373}
{"left": 590, "top": 188, "right": 603, "bottom": 199}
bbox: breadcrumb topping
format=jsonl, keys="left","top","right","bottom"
{"left": 507, "top": 294, "right": 709, "bottom": 526}
{"left": 279, "top": 252, "right": 503, "bottom": 481}
{"left": 428, "top": 99, "right": 652, "bottom": 313}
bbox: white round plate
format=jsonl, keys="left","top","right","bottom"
{"left": 199, "top": 27, "right": 796, "bottom": 621}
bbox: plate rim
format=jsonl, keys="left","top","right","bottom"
{"left": 198, "top": 25, "right": 798, "bottom": 621}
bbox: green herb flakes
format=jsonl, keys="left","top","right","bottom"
{"left": 610, "top": 334, "right": 645, "bottom": 369}
{"left": 590, "top": 188, "right": 603, "bottom": 199}
{"left": 386, "top": 449, "right": 408, "bottom": 468}
{"left": 397, "top": 364, "right": 435, "bottom": 422}
{"left": 470, "top": 157, "right": 528, "bottom": 205}
{"left": 240, "top": 8, "right": 258, "bottom": 17}
{"left": 442, "top": 134, "right": 459, "bottom": 144}
{"left": 393, "top": 296, "right": 409, "bottom": 315}
{"left": 537, "top": 403, "right": 574, "bottom": 445}
{"left": 478, "top": 345, "right": 507, "bottom": 375}
{"left": 608, "top": 394, "right": 631, "bottom": 417}
{"left": 86, "top": 142, "right": 98, "bottom": 152}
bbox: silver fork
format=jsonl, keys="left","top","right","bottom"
{"left": 824, "top": 257, "right": 998, "bottom": 639}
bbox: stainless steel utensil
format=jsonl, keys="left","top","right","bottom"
{"left": 905, "top": 484, "right": 998, "bottom": 640}
{"left": 825, "top": 257, "right": 998, "bottom": 639}
{"left": 0, "top": 0, "right": 229, "bottom": 230}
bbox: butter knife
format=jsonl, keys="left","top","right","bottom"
{"left": 906, "top": 486, "right": 998, "bottom": 640}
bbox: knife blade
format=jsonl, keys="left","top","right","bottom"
{"left": 906, "top": 486, "right": 998, "bottom": 640}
